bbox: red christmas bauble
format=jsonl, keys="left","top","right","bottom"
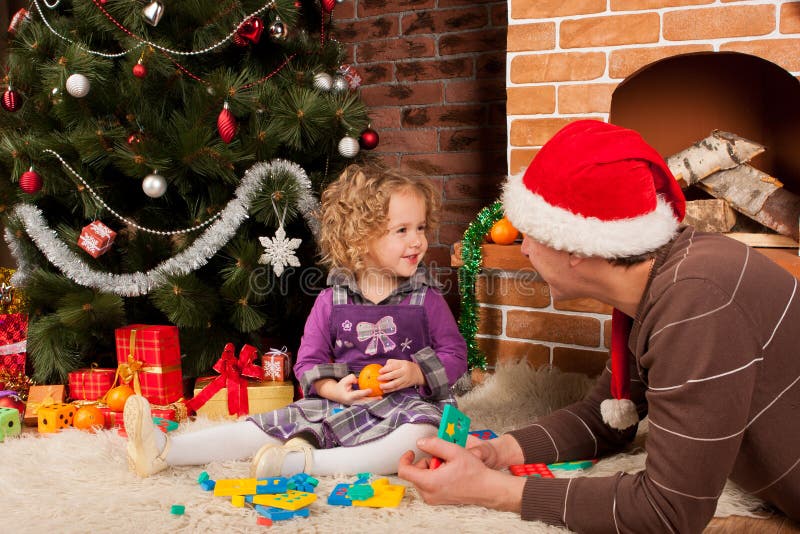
{"left": 2, "top": 89, "right": 22, "bottom": 112}
{"left": 217, "top": 104, "right": 237, "bottom": 144}
{"left": 0, "top": 392, "right": 25, "bottom": 414}
{"left": 132, "top": 63, "right": 147, "bottom": 78}
{"left": 127, "top": 131, "right": 144, "bottom": 148}
{"left": 359, "top": 128, "right": 380, "bottom": 150}
{"left": 321, "top": 0, "right": 335, "bottom": 13}
{"left": 8, "top": 8, "right": 29, "bottom": 35}
{"left": 234, "top": 16, "right": 264, "bottom": 47}
{"left": 19, "top": 170, "right": 42, "bottom": 194}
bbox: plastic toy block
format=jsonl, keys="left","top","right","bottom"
{"left": 429, "top": 457, "right": 443, "bottom": 470}
{"left": 153, "top": 416, "right": 179, "bottom": 432}
{"left": 469, "top": 429, "right": 498, "bottom": 440}
{"left": 170, "top": 505, "right": 185, "bottom": 515}
{"left": 547, "top": 459, "right": 598, "bottom": 471}
{"left": 256, "top": 517, "right": 273, "bottom": 526}
{"left": 327, "top": 483, "right": 352, "bottom": 506}
{"left": 346, "top": 484, "right": 374, "bottom": 501}
{"left": 331, "top": 407, "right": 343, "bottom": 414}
{"left": 197, "top": 471, "right": 210, "bottom": 484}
{"left": 231, "top": 495, "right": 246, "bottom": 507}
{"left": 256, "top": 477, "right": 289, "bottom": 494}
{"left": 352, "top": 478, "right": 405, "bottom": 508}
{"left": 249, "top": 490, "right": 316, "bottom": 510}
{"left": 509, "top": 463, "right": 555, "bottom": 478}
{"left": 199, "top": 480, "right": 216, "bottom": 491}
{"left": 37, "top": 403, "right": 75, "bottom": 433}
{"left": 430, "top": 404, "right": 471, "bottom": 470}
{"left": 214, "top": 478, "right": 259, "bottom": 496}
{"left": 254, "top": 505, "right": 310, "bottom": 521}
{"left": 355, "top": 472, "right": 371, "bottom": 483}
{"left": 0, "top": 407, "right": 21, "bottom": 442}
{"left": 306, "top": 477, "right": 319, "bottom": 488}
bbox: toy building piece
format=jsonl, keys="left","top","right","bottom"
{"left": 214, "top": 478, "right": 259, "bottom": 496}
{"left": 200, "top": 480, "right": 216, "bottom": 491}
{"left": 547, "top": 459, "right": 598, "bottom": 471}
{"left": 346, "top": 484, "right": 374, "bottom": 501}
{"left": 0, "top": 406, "right": 22, "bottom": 442}
{"left": 256, "top": 477, "right": 289, "bottom": 494}
{"left": 352, "top": 478, "right": 406, "bottom": 508}
{"left": 249, "top": 490, "right": 316, "bottom": 510}
{"left": 509, "top": 463, "right": 555, "bottom": 478}
{"left": 231, "top": 495, "right": 246, "bottom": 507}
{"left": 198, "top": 471, "right": 210, "bottom": 484}
{"left": 469, "top": 429, "right": 498, "bottom": 440}
{"left": 430, "top": 404, "right": 471, "bottom": 469}
{"left": 254, "top": 505, "right": 310, "bottom": 520}
{"left": 170, "top": 504, "right": 185, "bottom": 515}
{"left": 153, "top": 416, "right": 179, "bottom": 432}
{"left": 327, "top": 483, "right": 353, "bottom": 506}
{"left": 256, "top": 516, "right": 273, "bottom": 526}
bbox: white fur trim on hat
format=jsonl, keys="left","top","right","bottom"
{"left": 501, "top": 174, "right": 680, "bottom": 259}
{"left": 600, "top": 398, "right": 639, "bottom": 430}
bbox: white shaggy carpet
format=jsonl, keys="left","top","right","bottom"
{"left": 0, "top": 363, "right": 766, "bottom": 533}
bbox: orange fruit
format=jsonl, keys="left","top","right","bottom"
{"left": 106, "top": 384, "right": 135, "bottom": 412}
{"left": 489, "top": 217, "right": 520, "bottom": 245}
{"left": 73, "top": 405, "right": 106, "bottom": 432}
{"left": 358, "top": 364, "right": 384, "bottom": 397}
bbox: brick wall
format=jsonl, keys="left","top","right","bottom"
{"left": 335, "top": 1, "right": 508, "bottom": 309}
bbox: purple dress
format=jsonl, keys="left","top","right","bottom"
{"left": 250, "top": 269, "right": 468, "bottom": 448}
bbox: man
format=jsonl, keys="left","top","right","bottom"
{"left": 397, "top": 120, "right": 800, "bottom": 532}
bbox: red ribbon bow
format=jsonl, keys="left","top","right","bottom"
{"left": 185, "top": 343, "right": 263, "bottom": 417}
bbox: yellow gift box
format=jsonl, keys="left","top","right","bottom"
{"left": 192, "top": 377, "right": 294, "bottom": 419}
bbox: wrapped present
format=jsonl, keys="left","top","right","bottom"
{"left": 0, "top": 267, "right": 26, "bottom": 315}
{"left": 186, "top": 343, "right": 292, "bottom": 418}
{"left": 0, "top": 313, "right": 27, "bottom": 377}
{"left": 114, "top": 324, "right": 183, "bottom": 405}
{"left": 24, "top": 384, "right": 65, "bottom": 426}
{"left": 78, "top": 220, "right": 117, "bottom": 258}
{"left": 262, "top": 347, "right": 291, "bottom": 382}
{"left": 68, "top": 366, "right": 116, "bottom": 401}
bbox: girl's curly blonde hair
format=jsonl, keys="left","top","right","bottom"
{"left": 318, "top": 162, "right": 440, "bottom": 274}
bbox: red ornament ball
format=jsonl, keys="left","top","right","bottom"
{"left": 359, "top": 128, "right": 379, "bottom": 150}
{"left": 217, "top": 104, "right": 238, "bottom": 144}
{"left": 2, "top": 89, "right": 22, "bottom": 112}
{"left": 0, "top": 392, "right": 25, "bottom": 414}
{"left": 19, "top": 170, "right": 42, "bottom": 194}
{"left": 321, "top": 0, "right": 335, "bottom": 13}
{"left": 132, "top": 63, "right": 147, "bottom": 78}
{"left": 127, "top": 132, "right": 144, "bottom": 147}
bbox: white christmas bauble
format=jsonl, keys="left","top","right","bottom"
{"left": 142, "top": 172, "right": 167, "bottom": 198}
{"left": 338, "top": 136, "right": 360, "bottom": 158}
{"left": 332, "top": 75, "right": 349, "bottom": 93}
{"left": 313, "top": 72, "right": 333, "bottom": 92}
{"left": 65, "top": 73, "right": 91, "bottom": 98}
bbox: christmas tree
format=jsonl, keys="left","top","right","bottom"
{"left": 0, "top": 0, "right": 374, "bottom": 383}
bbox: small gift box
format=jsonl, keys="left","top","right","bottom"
{"left": 0, "top": 313, "right": 27, "bottom": 377}
{"left": 24, "top": 384, "right": 66, "bottom": 426}
{"left": 115, "top": 324, "right": 183, "bottom": 405}
{"left": 191, "top": 376, "right": 294, "bottom": 420}
{"left": 261, "top": 347, "right": 291, "bottom": 382}
{"left": 78, "top": 220, "right": 116, "bottom": 258}
{"left": 68, "top": 366, "right": 116, "bottom": 401}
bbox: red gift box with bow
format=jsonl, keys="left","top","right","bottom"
{"left": 114, "top": 325, "right": 183, "bottom": 405}
{"left": 68, "top": 366, "right": 116, "bottom": 401}
{"left": 78, "top": 220, "right": 117, "bottom": 258}
{"left": 186, "top": 343, "right": 264, "bottom": 417}
{"left": 0, "top": 313, "right": 27, "bottom": 377}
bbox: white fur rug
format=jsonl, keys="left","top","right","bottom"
{"left": 0, "top": 363, "right": 766, "bottom": 533}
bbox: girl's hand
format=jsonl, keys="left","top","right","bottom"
{"left": 314, "top": 375, "right": 374, "bottom": 405}
{"left": 378, "top": 359, "right": 425, "bottom": 393}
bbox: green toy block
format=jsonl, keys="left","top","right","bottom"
{"left": 438, "top": 404, "right": 470, "bottom": 447}
{"left": 0, "top": 407, "right": 21, "bottom": 442}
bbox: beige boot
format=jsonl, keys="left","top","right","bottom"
{"left": 124, "top": 395, "right": 170, "bottom": 478}
{"left": 250, "top": 437, "right": 314, "bottom": 478}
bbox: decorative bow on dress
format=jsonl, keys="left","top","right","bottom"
{"left": 356, "top": 316, "right": 397, "bottom": 355}
{"left": 185, "top": 343, "right": 263, "bottom": 416}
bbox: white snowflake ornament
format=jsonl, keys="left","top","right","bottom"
{"left": 258, "top": 226, "right": 301, "bottom": 276}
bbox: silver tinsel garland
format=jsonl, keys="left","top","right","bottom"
{"left": 5, "top": 159, "right": 320, "bottom": 296}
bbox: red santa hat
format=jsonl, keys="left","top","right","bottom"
{"left": 502, "top": 120, "right": 686, "bottom": 430}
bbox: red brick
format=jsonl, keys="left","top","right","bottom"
{"left": 396, "top": 58, "right": 474, "bottom": 81}
{"left": 440, "top": 223, "right": 469, "bottom": 246}
{"left": 402, "top": 151, "right": 506, "bottom": 176}
{"left": 360, "top": 63, "right": 395, "bottom": 84}
{"left": 366, "top": 107, "right": 402, "bottom": 129}
{"left": 477, "top": 306, "right": 503, "bottom": 336}
{"left": 780, "top": 2, "right": 800, "bottom": 34}
{"left": 608, "top": 44, "right": 713, "bottom": 79}
{"left": 507, "top": 86, "right": 556, "bottom": 115}
{"left": 507, "top": 22, "right": 556, "bottom": 52}
{"left": 337, "top": 16, "right": 400, "bottom": 41}
{"left": 440, "top": 127, "right": 507, "bottom": 152}
{"left": 663, "top": 5, "right": 775, "bottom": 40}
{"left": 488, "top": 102, "right": 506, "bottom": 126}
{"left": 611, "top": 0, "right": 712, "bottom": 10}
{"left": 511, "top": 0, "right": 605, "bottom": 19}
{"left": 510, "top": 149, "right": 539, "bottom": 175}
{"left": 506, "top": 310, "right": 601, "bottom": 346}
{"left": 445, "top": 79, "right": 506, "bottom": 103}
{"left": 357, "top": 37, "right": 436, "bottom": 63}
{"left": 558, "top": 83, "right": 616, "bottom": 114}
{"left": 401, "top": 105, "right": 487, "bottom": 128}
{"left": 561, "top": 14, "right": 660, "bottom": 48}
{"left": 554, "top": 298, "right": 612, "bottom": 314}
{"left": 444, "top": 173, "right": 505, "bottom": 199}
{"left": 510, "top": 52, "right": 606, "bottom": 83}
{"left": 510, "top": 118, "right": 582, "bottom": 147}
{"left": 604, "top": 318, "right": 612, "bottom": 348}
{"left": 477, "top": 337, "right": 551, "bottom": 367}
{"left": 439, "top": 0, "right": 506, "bottom": 7}
{"left": 440, "top": 28, "right": 506, "bottom": 56}
{"left": 477, "top": 52, "right": 506, "bottom": 79}
{"left": 331, "top": 1, "right": 355, "bottom": 18}
{"left": 359, "top": 82, "right": 443, "bottom": 107}
{"left": 402, "top": 7, "right": 489, "bottom": 35}
{"left": 491, "top": 3, "right": 508, "bottom": 26}
{"left": 373, "top": 128, "right": 438, "bottom": 153}
{"left": 720, "top": 38, "right": 800, "bottom": 72}
{"left": 359, "top": 0, "right": 435, "bottom": 17}
{"left": 476, "top": 273, "right": 550, "bottom": 308}
{"left": 440, "top": 199, "right": 495, "bottom": 224}
{"left": 552, "top": 347, "right": 608, "bottom": 377}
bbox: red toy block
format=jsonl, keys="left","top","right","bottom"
{"left": 256, "top": 516, "right": 273, "bottom": 526}
{"left": 509, "top": 463, "right": 555, "bottom": 478}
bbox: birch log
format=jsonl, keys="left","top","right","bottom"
{"left": 666, "top": 131, "right": 765, "bottom": 188}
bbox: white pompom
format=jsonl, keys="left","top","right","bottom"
{"left": 600, "top": 398, "right": 638, "bottom": 430}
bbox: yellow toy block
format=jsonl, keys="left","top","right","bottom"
{"left": 352, "top": 478, "right": 406, "bottom": 508}
{"left": 214, "top": 478, "right": 258, "bottom": 496}
{"left": 249, "top": 490, "right": 316, "bottom": 511}
{"left": 37, "top": 403, "right": 76, "bottom": 433}
{"left": 231, "top": 495, "right": 246, "bottom": 508}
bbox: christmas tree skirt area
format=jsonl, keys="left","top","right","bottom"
{"left": 1, "top": 362, "right": 775, "bottom": 533}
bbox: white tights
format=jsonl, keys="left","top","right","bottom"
{"left": 161, "top": 420, "right": 437, "bottom": 477}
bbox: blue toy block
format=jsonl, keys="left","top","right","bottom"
{"left": 0, "top": 407, "right": 22, "bottom": 442}
{"left": 199, "top": 479, "right": 216, "bottom": 491}
{"left": 254, "top": 505, "right": 309, "bottom": 520}
{"left": 327, "top": 483, "right": 352, "bottom": 506}
{"left": 469, "top": 429, "right": 498, "bottom": 440}
{"left": 346, "top": 484, "right": 374, "bottom": 501}
{"left": 548, "top": 459, "right": 598, "bottom": 471}
{"left": 331, "top": 407, "right": 343, "bottom": 414}
{"left": 256, "top": 477, "right": 289, "bottom": 494}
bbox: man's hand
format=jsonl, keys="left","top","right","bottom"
{"left": 314, "top": 375, "right": 375, "bottom": 405}
{"left": 378, "top": 359, "right": 424, "bottom": 393}
{"left": 466, "top": 433, "right": 526, "bottom": 469}
{"left": 397, "top": 437, "right": 525, "bottom": 512}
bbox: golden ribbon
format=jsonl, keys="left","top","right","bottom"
{"left": 26, "top": 395, "right": 55, "bottom": 417}
{"left": 108, "top": 329, "right": 180, "bottom": 397}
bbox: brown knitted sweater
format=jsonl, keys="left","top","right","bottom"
{"left": 508, "top": 227, "right": 800, "bottom": 532}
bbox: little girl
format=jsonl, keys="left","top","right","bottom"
{"left": 125, "top": 162, "right": 468, "bottom": 478}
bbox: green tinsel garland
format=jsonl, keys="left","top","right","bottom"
{"left": 458, "top": 200, "right": 504, "bottom": 370}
